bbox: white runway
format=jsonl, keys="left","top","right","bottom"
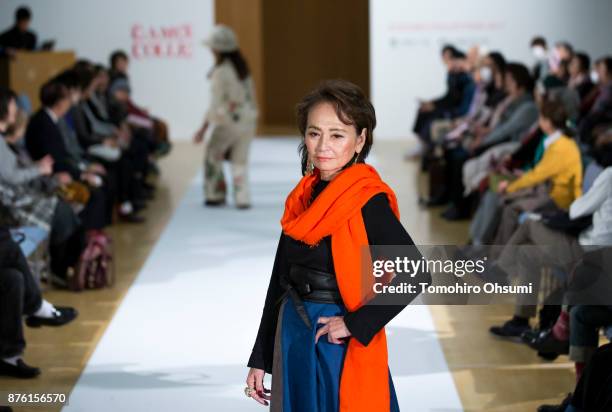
{"left": 64, "top": 138, "right": 464, "bottom": 411}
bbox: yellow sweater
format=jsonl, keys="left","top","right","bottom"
{"left": 507, "top": 134, "right": 582, "bottom": 209}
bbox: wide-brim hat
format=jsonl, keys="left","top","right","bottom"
{"left": 203, "top": 24, "right": 238, "bottom": 52}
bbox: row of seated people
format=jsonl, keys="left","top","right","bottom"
{"left": 0, "top": 50, "right": 171, "bottom": 386}
{"left": 413, "top": 37, "right": 612, "bottom": 411}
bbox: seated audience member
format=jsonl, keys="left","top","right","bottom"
{"left": 568, "top": 52, "right": 596, "bottom": 103}
{"left": 0, "top": 7, "right": 36, "bottom": 56}
{"left": 428, "top": 50, "right": 493, "bottom": 148}
{"left": 430, "top": 51, "right": 508, "bottom": 155}
{"left": 53, "top": 68, "right": 120, "bottom": 165}
{"left": 441, "top": 63, "right": 538, "bottom": 220}
{"left": 492, "top": 99, "right": 582, "bottom": 243}
{"left": 72, "top": 62, "right": 149, "bottom": 222}
{"left": 488, "top": 162, "right": 611, "bottom": 340}
{"left": 555, "top": 42, "right": 574, "bottom": 64}
{"left": 468, "top": 63, "right": 539, "bottom": 154}
{"left": 579, "top": 56, "right": 612, "bottom": 145}
{"left": 71, "top": 62, "right": 123, "bottom": 156}
{"left": 0, "top": 88, "right": 85, "bottom": 280}
{"left": 471, "top": 74, "right": 579, "bottom": 195}
{"left": 549, "top": 41, "right": 574, "bottom": 81}
{"left": 108, "top": 50, "right": 171, "bottom": 157}
{"left": 530, "top": 36, "right": 550, "bottom": 82}
{"left": 468, "top": 79, "right": 580, "bottom": 244}
{"left": 410, "top": 45, "right": 475, "bottom": 158}
{"left": 479, "top": 52, "right": 509, "bottom": 110}
{"left": 0, "top": 227, "right": 77, "bottom": 379}
{"left": 25, "top": 81, "right": 109, "bottom": 231}
{"left": 52, "top": 69, "right": 110, "bottom": 179}
{"left": 89, "top": 65, "right": 112, "bottom": 122}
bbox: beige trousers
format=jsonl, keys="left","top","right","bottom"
{"left": 204, "top": 124, "right": 255, "bottom": 206}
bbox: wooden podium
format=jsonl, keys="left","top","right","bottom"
{"left": 0, "top": 50, "right": 76, "bottom": 111}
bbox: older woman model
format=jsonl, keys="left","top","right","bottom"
{"left": 194, "top": 25, "right": 258, "bottom": 209}
{"left": 245, "top": 80, "right": 428, "bottom": 411}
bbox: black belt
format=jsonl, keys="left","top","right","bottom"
{"left": 278, "top": 265, "right": 343, "bottom": 328}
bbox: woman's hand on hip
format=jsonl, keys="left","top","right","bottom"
{"left": 315, "top": 316, "right": 351, "bottom": 344}
{"left": 246, "top": 367, "right": 271, "bottom": 406}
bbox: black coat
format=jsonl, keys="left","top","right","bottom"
{"left": 25, "top": 110, "right": 80, "bottom": 179}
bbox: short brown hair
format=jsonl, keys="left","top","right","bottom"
{"left": 540, "top": 98, "right": 569, "bottom": 131}
{"left": 296, "top": 79, "right": 375, "bottom": 175}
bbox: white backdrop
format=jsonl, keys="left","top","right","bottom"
{"left": 371, "top": 0, "right": 612, "bottom": 139}
{"left": 0, "top": 0, "right": 215, "bottom": 139}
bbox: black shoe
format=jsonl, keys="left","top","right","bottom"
{"left": 525, "top": 328, "right": 569, "bottom": 355}
{"left": 118, "top": 212, "right": 146, "bottom": 224}
{"left": 423, "top": 196, "right": 449, "bottom": 207}
{"left": 236, "top": 204, "right": 251, "bottom": 210}
{"left": 490, "top": 317, "right": 530, "bottom": 340}
{"left": 0, "top": 359, "right": 41, "bottom": 379}
{"left": 204, "top": 200, "right": 226, "bottom": 207}
{"left": 537, "top": 393, "right": 572, "bottom": 412}
{"left": 520, "top": 328, "right": 540, "bottom": 344}
{"left": 26, "top": 306, "right": 78, "bottom": 328}
{"left": 537, "top": 351, "right": 560, "bottom": 361}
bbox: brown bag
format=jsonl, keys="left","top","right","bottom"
{"left": 57, "top": 182, "right": 91, "bottom": 205}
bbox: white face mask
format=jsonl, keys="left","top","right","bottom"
{"left": 532, "top": 46, "right": 547, "bottom": 60}
{"left": 591, "top": 70, "right": 599, "bottom": 84}
{"left": 479, "top": 66, "right": 493, "bottom": 84}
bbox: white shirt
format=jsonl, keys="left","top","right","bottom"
{"left": 543, "top": 130, "right": 562, "bottom": 149}
{"left": 44, "top": 107, "right": 59, "bottom": 124}
{"left": 570, "top": 167, "right": 612, "bottom": 246}
{"left": 205, "top": 60, "right": 258, "bottom": 128}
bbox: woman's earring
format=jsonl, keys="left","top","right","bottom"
{"left": 307, "top": 159, "right": 315, "bottom": 175}
{"left": 352, "top": 152, "right": 360, "bottom": 165}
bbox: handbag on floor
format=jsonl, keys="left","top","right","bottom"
{"left": 68, "top": 231, "right": 114, "bottom": 291}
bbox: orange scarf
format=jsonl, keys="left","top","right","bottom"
{"left": 281, "top": 163, "right": 399, "bottom": 412}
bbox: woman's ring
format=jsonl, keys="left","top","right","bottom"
{"left": 244, "top": 386, "right": 254, "bottom": 397}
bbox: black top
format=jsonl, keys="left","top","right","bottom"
{"left": 247, "top": 179, "right": 430, "bottom": 373}
{"left": 25, "top": 109, "right": 80, "bottom": 179}
{"left": 434, "top": 70, "right": 471, "bottom": 112}
{"left": 0, "top": 26, "right": 37, "bottom": 51}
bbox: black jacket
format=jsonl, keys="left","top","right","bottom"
{"left": 0, "top": 26, "right": 37, "bottom": 51}
{"left": 25, "top": 109, "right": 80, "bottom": 179}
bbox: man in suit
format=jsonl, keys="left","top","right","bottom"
{"left": 25, "top": 82, "right": 80, "bottom": 181}
{"left": 0, "top": 7, "right": 37, "bottom": 56}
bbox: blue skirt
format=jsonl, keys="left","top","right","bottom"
{"left": 273, "top": 296, "right": 400, "bottom": 412}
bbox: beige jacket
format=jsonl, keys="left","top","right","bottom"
{"left": 205, "top": 60, "right": 258, "bottom": 128}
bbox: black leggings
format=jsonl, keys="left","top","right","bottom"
{"left": 0, "top": 231, "right": 42, "bottom": 358}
